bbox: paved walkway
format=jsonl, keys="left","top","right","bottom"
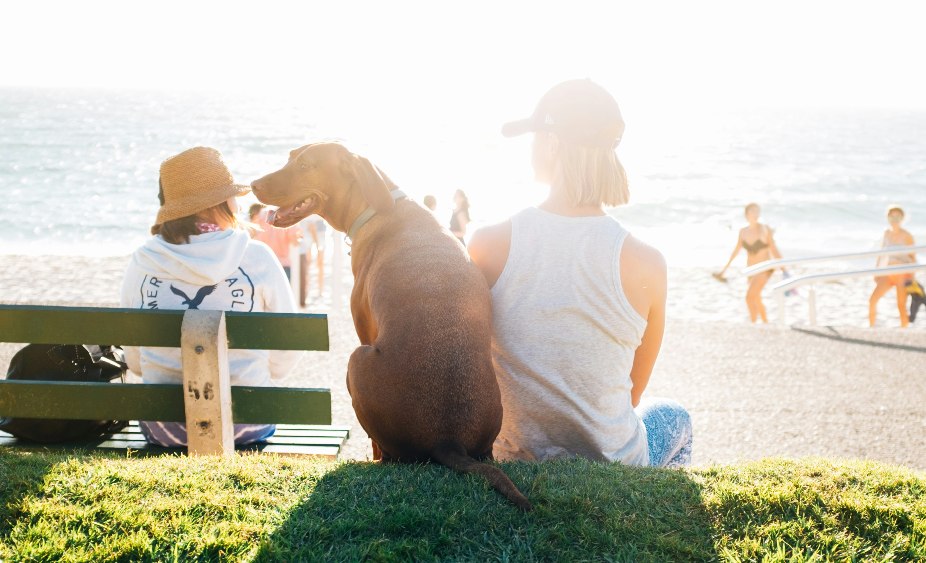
{"left": 328, "top": 316, "right": 926, "bottom": 470}
{"left": 649, "top": 320, "right": 926, "bottom": 470}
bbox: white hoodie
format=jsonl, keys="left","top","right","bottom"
{"left": 120, "top": 228, "right": 300, "bottom": 386}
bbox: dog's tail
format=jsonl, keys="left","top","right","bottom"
{"left": 431, "top": 442, "right": 533, "bottom": 511}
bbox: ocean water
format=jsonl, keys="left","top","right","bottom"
{"left": 1, "top": 87, "right": 924, "bottom": 325}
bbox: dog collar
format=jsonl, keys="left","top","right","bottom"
{"left": 346, "top": 189, "right": 407, "bottom": 243}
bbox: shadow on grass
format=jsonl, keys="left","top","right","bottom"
{"left": 791, "top": 325, "right": 926, "bottom": 353}
{"left": 254, "top": 458, "right": 719, "bottom": 562}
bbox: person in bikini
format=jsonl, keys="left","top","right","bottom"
{"left": 869, "top": 205, "right": 916, "bottom": 328}
{"left": 713, "top": 203, "right": 783, "bottom": 323}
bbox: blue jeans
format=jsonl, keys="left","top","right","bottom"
{"left": 636, "top": 398, "right": 692, "bottom": 468}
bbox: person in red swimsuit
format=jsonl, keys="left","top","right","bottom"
{"left": 714, "top": 203, "right": 783, "bottom": 323}
{"left": 870, "top": 206, "right": 916, "bottom": 328}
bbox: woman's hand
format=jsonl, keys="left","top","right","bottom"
{"left": 717, "top": 231, "right": 743, "bottom": 281}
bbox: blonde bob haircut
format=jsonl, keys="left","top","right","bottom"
{"left": 554, "top": 144, "right": 629, "bottom": 208}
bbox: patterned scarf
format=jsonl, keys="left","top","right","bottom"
{"left": 195, "top": 222, "right": 222, "bottom": 234}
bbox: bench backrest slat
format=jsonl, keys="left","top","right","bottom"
{"left": 0, "top": 380, "right": 332, "bottom": 425}
{"left": 0, "top": 305, "right": 329, "bottom": 350}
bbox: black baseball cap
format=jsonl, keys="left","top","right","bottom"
{"left": 501, "top": 79, "right": 625, "bottom": 148}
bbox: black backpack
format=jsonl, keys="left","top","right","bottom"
{"left": 0, "top": 344, "right": 129, "bottom": 443}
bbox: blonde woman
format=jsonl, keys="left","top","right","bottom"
{"left": 469, "top": 79, "right": 691, "bottom": 468}
{"left": 870, "top": 206, "right": 916, "bottom": 327}
{"left": 120, "top": 147, "right": 299, "bottom": 447}
{"left": 714, "top": 203, "right": 783, "bottom": 323}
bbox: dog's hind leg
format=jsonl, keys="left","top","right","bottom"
{"left": 372, "top": 440, "right": 387, "bottom": 462}
{"left": 347, "top": 344, "right": 390, "bottom": 462}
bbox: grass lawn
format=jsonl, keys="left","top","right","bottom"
{"left": 0, "top": 451, "right": 924, "bottom": 562}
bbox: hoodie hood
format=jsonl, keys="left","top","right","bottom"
{"left": 132, "top": 229, "right": 252, "bottom": 286}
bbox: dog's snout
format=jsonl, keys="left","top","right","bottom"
{"left": 250, "top": 177, "right": 271, "bottom": 201}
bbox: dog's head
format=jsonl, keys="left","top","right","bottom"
{"left": 251, "top": 142, "right": 396, "bottom": 231}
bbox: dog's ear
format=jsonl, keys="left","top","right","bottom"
{"left": 350, "top": 154, "right": 394, "bottom": 213}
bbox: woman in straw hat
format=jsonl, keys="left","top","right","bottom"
{"left": 120, "top": 146, "right": 299, "bottom": 447}
{"left": 469, "top": 79, "right": 691, "bottom": 467}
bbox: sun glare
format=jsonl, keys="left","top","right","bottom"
{"left": 3, "top": 1, "right": 925, "bottom": 108}
{"left": 1, "top": 0, "right": 925, "bottom": 259}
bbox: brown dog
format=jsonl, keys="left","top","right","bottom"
{"left": 251, "top": 143, "right": 531, "bottom": 511}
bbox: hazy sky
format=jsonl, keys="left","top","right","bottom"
{"left": 2, "top": 0, "right": 925, "bottom": 113}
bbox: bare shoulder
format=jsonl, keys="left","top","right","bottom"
{"left": 467, "top": 220, "right": 512, "bottom": 287}
{"left": 620, "top": 235, "right": 667, "bottom": 318}
{"left": 902, "top": 228, "right": 915, "bottom": 243}
{"left": 622, "top": 235, "right": 667, "bottom": 284}
{"left": 469, "top": 220, "right": 511, "bottom": 248}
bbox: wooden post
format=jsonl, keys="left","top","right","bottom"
{"left": 181, "top": 310, "right": 234, "bottom": 456}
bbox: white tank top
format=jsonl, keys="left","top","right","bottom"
{"left": 491, "top": 207, "right": 649, "bottom": 465}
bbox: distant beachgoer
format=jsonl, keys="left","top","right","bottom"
{"left": 119, "top": 146, "right": 299, "bottom": 447}
{"left": 713, "top": 203, "right": 783, "bottom": 323}
{"left": 423, "top": 194, "right": 437, "bottom": 212}
{"left": 251, "top": 206, "right": 301, "bottom": 280}
{"left": 449, "top": 189, "right": 470, "bottom": 244}
{"left": 297, "top": 215, "right": 327, "bottom": 306}
{"left": 870, "top": 206, "right": 916, "bottom": 328}
{"left": 469, "top": 78, "right": 691, "bottom": 468}
{"left": 247, "top": 202, "right": 266, "bottom": 237}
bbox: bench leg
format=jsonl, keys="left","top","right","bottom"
{"left": 181, "top": 310, "right": 234, "bottom": 456}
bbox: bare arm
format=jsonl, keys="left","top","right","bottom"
{"left": 767, "top": 226, "right": 783, "bottom": 260}
{"left": 630, "top": 261, "right": 666, "bottom": 407}
{"left": 716, "top": 230, "right": 743, "bottom": 276}
{"left": 468, "top": 221, "right": 512, "bottom": 288}
{"left": 622, "top": 237, "right": 668, "bottom": 407}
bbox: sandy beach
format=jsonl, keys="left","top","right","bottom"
{"left": 1, "top": 253, "right": 924, "bottom": 470}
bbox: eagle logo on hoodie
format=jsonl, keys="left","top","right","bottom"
{"left": 169, "top": 284, "right": 217, "bottom": 309}
{"left": 139, "top": 269, "right": 255, "bottom": 312}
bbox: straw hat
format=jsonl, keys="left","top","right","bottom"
{"left": 155, "top": 147, "right": 250, "bottom": 225}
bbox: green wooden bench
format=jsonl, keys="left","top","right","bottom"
{"left": 0, "top": 304, "right": 348, "bottom": 457}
